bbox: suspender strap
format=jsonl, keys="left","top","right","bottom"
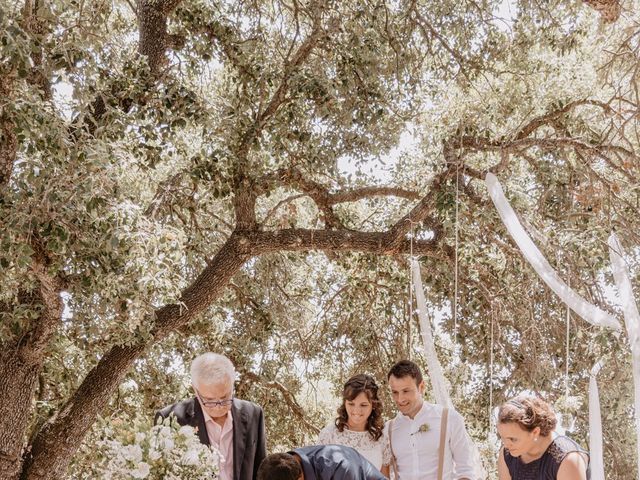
{"left": 388, "top": 419, "right": 398, "bottom": 478}
{"left": 389, "top": 409, "right": 449, "bottom": 480}
{"left": 437, "top": 408, "right": 449, "bottom": 480}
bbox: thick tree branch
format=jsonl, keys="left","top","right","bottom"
{"left": 23, "top": 233, "right": 249, "bottom": 478}
{"left": 137, "top": 0, "right": 184, "bottom": 73}
{"left": 331, "top": 186, "right": 421, "bottom": 204}
{"left": 584, "top": 0, "right": 621, "bottom": 23}
{"left": 259, "top": 167, "right": 422, "bottom": 228}
{"left": 233, "top": 20, "right": 326, "bottom": 230}
{"left": 18, "top": 261, "right": 64, "bottom": 365}
{"left": 151, "top": 235, "right": 251, "bottom": 336}
{"left": 22, "top": 344, "right": 146, "bottom": 480}
{"left": 23, "top": 167, "right": 446, "bottom": 477}
{"left": 386, "top": 167, "right": 455, "bottom": 244}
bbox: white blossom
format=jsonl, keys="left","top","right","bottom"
{"left": 130, "top": 462, "right": 151, "bottom": 479}
{"left": 121, "top": 444, "right": 143, "bottom": 463}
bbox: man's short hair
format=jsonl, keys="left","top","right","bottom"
{"left": 190, "top": 353, "right": 236, "bottom": 389}
{"left": 257, "top": 453, "right": 302, "bottom": 480}
{"left": 387, "top": 359, "right": 423, "bottom": 386}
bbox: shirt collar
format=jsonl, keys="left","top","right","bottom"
{"left": 396, "top": 400, "right": 431, "bottom": 422}
{"left": 200, "top": 404, "right": 233, "bottom": 428}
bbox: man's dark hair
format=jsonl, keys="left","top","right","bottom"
{"left": 257, "top": 453, "right": 302, "bottom": 480}
{"left": 387, "top": 359, "right": 423, "bottom": 386}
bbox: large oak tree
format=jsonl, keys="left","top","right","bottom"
{"left": 1, "top": 0, "right": 638, "bottom": 478}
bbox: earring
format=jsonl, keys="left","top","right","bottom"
{"left": 534, "top": 438, "right": 538, "bottom": 442}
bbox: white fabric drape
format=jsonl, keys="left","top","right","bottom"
{"left": 608, "top": 233, "right": 640, "bottom": 480}
{"left": 411, "top": 258, "right": 452, "bottom": 408}
{"left": 485, "top": 173, "right": 620, "bottom": 331}
{"left": 589, "top": 360, "right": 605, "bottom": 480}
{"left": 411, "top": 259, "right": 486, "bottom": 479}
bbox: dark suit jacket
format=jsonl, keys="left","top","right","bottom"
{"left": 156, "top": 397, "right": 266, "bottom": 480}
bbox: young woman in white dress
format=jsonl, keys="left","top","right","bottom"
{"left": 317, "top": 374, "right": 391, "bottom": 477}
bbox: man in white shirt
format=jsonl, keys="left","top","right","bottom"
{"left": 386, "top": 360, "right": 477, "bottom": 480}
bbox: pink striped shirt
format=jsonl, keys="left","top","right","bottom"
{"left": 201, "top": 408, "right": 234, "bottom": 480}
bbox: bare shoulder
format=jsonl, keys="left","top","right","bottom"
{"left": 557, "top": 451, "right": 588, "bottom": 480}
{"left": 497, "top": 447, "right": 512, "bottom": 480}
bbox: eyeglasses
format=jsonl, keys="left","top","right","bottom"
{"left": 195, "top": 387, "right": 234, "bottom": 408}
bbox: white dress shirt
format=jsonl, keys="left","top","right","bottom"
{"left": 386, "top": 402, "right": 477, "bottom": 480}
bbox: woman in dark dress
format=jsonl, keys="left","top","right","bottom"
{"left": 497, "top": 396, "right": 589, "bottom": 480}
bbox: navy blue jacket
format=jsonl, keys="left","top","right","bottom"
{"left": 291, "top": 445, "right": 387, "bottom": 480}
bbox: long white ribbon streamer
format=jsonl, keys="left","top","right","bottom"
{"left": 411, "top": 259, "right": 486, "bottom": 479}
{"left": 411, "top": 258, "right": 452, "bottom": 408}
{"left": 485, "top": 173, "right": 620, "bottom": 331}
{"left": 608, "top": 233, "right": 640, "bottom": 480}
{"left": 589, "top": 360, "right": 605, "bottom": 480}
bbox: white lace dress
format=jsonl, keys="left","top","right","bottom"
{"left": 317, "top": 423, "right": 391, "bottom": 471}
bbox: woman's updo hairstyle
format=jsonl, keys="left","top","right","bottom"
{"left": 335, "top": 374, "right": 384, "bottom": 440}
{"left": 498, "top": 395, "right": 557, "bottom": 436}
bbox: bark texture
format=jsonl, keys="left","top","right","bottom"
{"left": 584, "top": 0, "right": 621, "bottom": 22}
{"left": 0, "top": 77, "right": 17, "bottom": 189}
{"left": 0, "top": 352, "right": 40, "bottom": 480}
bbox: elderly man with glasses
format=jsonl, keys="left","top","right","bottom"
{"left": 156, "top": 352, "right": 266, "bottom": 480}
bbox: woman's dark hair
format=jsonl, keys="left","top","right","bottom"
{"left": 498, "top": 395, "right": 557, "bottom": 436}
{"left": 335, "top": 374, "right": 384, "bottom": 441}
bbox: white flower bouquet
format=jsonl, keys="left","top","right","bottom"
{"left": 82, "top": 416, "right": 219, "bottom": 479}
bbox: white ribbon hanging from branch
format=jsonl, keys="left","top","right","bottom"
{"left": 608, "top": 233, "right": 640, "bottom": 480}
{"left": 411, "top": 258, "right": 452, "bottom": 408}
{"left": 485, "top": 173, "right": 620, "bottom": 331}
{"left": 589, "top": 360, "right": 605, "bottom": 480}
{"left": 411, "top": 258, "right": 487, "bottom": 480}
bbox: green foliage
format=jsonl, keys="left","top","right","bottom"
{"left": 2, "top": 0, "right": 640, "bottom": 478}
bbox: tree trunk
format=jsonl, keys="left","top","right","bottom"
{"left": 21, "top": 237, "right": 251, "bottom": 479}
{"left": 0, "top": 351, "right": 40, "bottom": 480}
{"left": 20, "top": 344, "right": 145, "bottom": 480}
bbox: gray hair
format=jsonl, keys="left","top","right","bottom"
{"left": 190, "top": 353, "right": 236, "bottom": 389}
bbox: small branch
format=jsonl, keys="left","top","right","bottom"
{"left": 514, "top": 99, "right": 617, "bottom": 140}
{"left": 240, "top": 228, "right": 440, "bottom": 256}
{"left": 330, "top": 186, "right": 421, "bottom": 204}
{"left": 259, "top": 167, "right": 422, "bottom": 229}
{"left": 261, "top": 194, "right": 306, "bottom": 226}
{"left": 386, "top": 166, "right": 455, "bottom": 243}
{"left": 236, "top": 21, "right": 326, "bottom": 160}
{"left": 243, "top": 371, "right": 320, "bottom": 434}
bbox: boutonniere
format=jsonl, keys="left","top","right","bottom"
{"left": 411, "top": 423, "right": 430, "bottom": 435}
